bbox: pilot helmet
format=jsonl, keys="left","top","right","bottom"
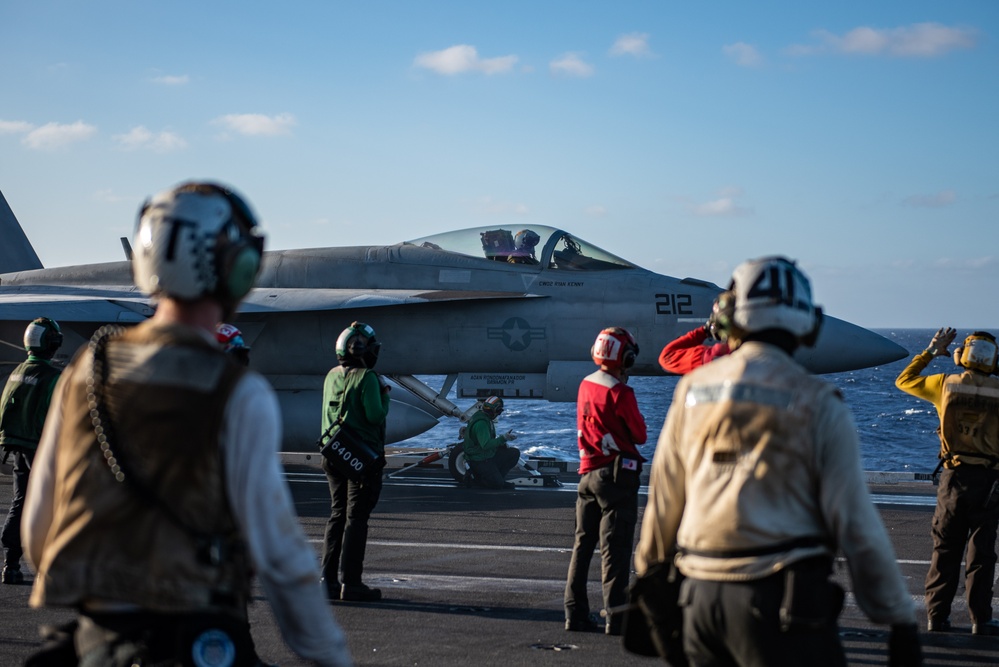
{"left": 336, "top": 321, "right": 381, "bottom": 368}
{"left": 132, "top": 182, "right": 265, "bottom": 318}
{"left": 953, "top": 332, "right": 998, "bottom": 374}
{"left": 216, "top": 322, "right": 251, "bottom": 366}
{"left": 24, "top": 317, "right": 63, "bottom": 359}
{"left": 481, "top": 395, "right": 504, "bottom": 419}
{"left": 715, "top": 256, "right": 823, "bottom": 347}
{"left": 591, "top": 327, "right": 639, "bottom": 370}
{"left": 514, "top": 229, "right": 541, "bottom": 254}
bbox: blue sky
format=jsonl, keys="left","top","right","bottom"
{"left": 1, "top": 1, "right": 996, "bottom": 328}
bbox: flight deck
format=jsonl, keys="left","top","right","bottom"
{"left": 1, "top": 463, "right": 996, "bottom": 666}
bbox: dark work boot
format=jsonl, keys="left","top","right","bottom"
{"left": 320, "top": 576, "right": 341, "bottom": 602}
{"left": 972, "top": 619, "right": 999, "bottom": 636}
{"left": 341, "top": 582, "right": 382, "bottom": 602}
{"left": 1, "top": 566, "right": 24, "bottom": 585}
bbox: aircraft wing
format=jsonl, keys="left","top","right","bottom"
{"left": 0, "top": 285, "right": 541, "bottom": 322}
{"left": 0, "top": 285, "right": 154, "bottom": 322}
{"left": 239, "top": 288, "right": 541, "bottom": 312}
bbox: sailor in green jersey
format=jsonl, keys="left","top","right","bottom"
{"left": 462, "top": 396, "right": 520, "bottom": 489}
{"left": 0, "top": 317, "right": 62, "bottom": 585}
{"left": 320, "top": 321, "right": 390, "bottom": 602}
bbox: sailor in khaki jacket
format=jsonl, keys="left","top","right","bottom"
{"left": 22, "top": 182, "right": 352, "bottom": 667}
{"left": 635, "top": 256, "right": 919, "bottom": 667}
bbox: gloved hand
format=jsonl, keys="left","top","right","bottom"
{"left": 928, "top": 327, "right": 957, "bottom": 356}
{"left": 503, "top": 430, "right": 518, "bottom": 442}
{"left": 888, "top": 623, "right": 922, "bottom": 667}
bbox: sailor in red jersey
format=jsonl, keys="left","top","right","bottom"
{"left": 659, "top": 296, "right": 730, "bottom": 375}
{"left": 564, "top": 327, "right": 648, "bottom": 636}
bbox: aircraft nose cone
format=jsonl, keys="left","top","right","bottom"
{"left": 795, "top": 316, "right": 908, "bottom": 374}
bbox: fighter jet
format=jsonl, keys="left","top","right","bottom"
{"left": 0, "top": 189, "right": 907, "bottom": 449}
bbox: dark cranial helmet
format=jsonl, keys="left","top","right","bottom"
{"left": 336, "top": 321, "right": 382, "bottom": 368}
{"left": 24, "top": 317, "right": 63, "bottom": 359}
{"left": 591, "top": 327, "right": 639, "bottom": 370}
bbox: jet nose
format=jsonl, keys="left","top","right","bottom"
{"left": 795, "top": 316, "right": 908, "bottom": 374}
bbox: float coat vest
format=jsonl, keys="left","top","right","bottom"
{"left": 939, "top": 371, "right": 999, "bottom": 469}
{"left": 0, "top": 357, "right": 61, "bottom": 452}
{"left": 29, "top": 321, "right": 250, "bottom": 615}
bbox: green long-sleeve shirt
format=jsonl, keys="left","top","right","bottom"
{"left": 462, "top": 410, "right": 507, "bottom": 462}
{"left": 322, "top": 365, "right": 390, "bottom": 454}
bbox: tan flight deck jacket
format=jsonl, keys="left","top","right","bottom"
{"left": 636, "top": 341, "right": 916, "bottom": 626}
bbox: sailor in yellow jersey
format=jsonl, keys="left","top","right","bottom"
{"left": 896, "top": 327, "right": 999, "bottom": 636}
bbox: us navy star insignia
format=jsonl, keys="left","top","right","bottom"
{"left": 487, "top": 317, "right": 546, "bottom": 351}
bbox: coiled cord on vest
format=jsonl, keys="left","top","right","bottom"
{"left": 87, "top": 324, "right": 127, "bottom": 483}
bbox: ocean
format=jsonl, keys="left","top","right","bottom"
{"left": 400, "top": 329, "right": 946, "bottom": 474}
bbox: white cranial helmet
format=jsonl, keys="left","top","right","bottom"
{"left": 726, "top": 256, "right": 822, "bottom": 342}
{"left": 132, "top": 182, "right": 264, "bottom": 313}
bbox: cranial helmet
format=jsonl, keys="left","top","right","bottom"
{"left": 216, "top": 322, "right": 251, "bottom": 366}
{"left": 24, "top": 317, "right": 63, "bottom": 359}
{"left": 482, "top": 395, "right": 504, "bottom": 419}
{"left": 336, "top": 321, "right": 381, "bottom": 368}
{"left": 132, "top": 182, "right": 265, "bottom": 316}
{"left": 953, "top": 332, "right": 998, "bottom": 374}
{"left": 715, "top": 256, "right": 823, "bottom": 347}
{"left": 591, "top": 327, "right": 639, "bottom": 370}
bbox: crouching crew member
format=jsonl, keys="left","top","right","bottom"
{"left": 462, "top": 396, "right": 521, "bottom": 489}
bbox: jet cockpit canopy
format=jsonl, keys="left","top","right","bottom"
{"left": 407, "top": 225, "right": 636, "bottom": 271}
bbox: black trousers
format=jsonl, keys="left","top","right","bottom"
{"left": 467, "top": 446, "right": 520, "bottom": 488}
{"left": 925, "top": 465, "right": 999, "bottom": 624}
{"left": 321, "top": 457, "right": 383, "bottom": 586}
{"left": 564, "top": 464, "right": 639, "bottom": 625}
{"left": 680, "top": 560, "right": 845, "bottom": 667}
{"left": 1, "top": 451, "right": 31, "bottom": 569}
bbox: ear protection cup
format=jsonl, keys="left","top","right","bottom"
{"left": 622, "top": 347, "right": 637, "bottom": 369}
{"left": 220, "top": 241, "right": 262, "bottom": 302}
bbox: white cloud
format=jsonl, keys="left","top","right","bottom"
{"left": 413, "top": 45, "right": 518, "bottom": 75}
{"left": 790, "top": 23, "right": 977, "bottom": 58}
{"left": 93, "top": 189, "right": 129, "bottom": 203}
{"left": 0, "top": 119, "right": 34, "bottom": 135}
{"left": 22, "top": 121, "right": 96, "bottom": 150}
{"left": 610, "top": 33, "right": 653, "bottom": 58}
{"left": 723, "top": 42, "right": 764, "bottom": 67}
{"left": 902, "top": 190, "right": 956, "bottom": 208}
{"left": 113, "top": 126, "right": 187, "bottom": 152}
{"left": 689, "top": 187, "right": 753, "bottom": 217}
{"left": 585, "top": 204, "right": 608, "bottom": 217}
{"left": 550, "top": 53, "right": 594, "bottom": 78}
{"left": 213, "top": 113, "right": 296, "bottom": 137}
{"left": 151, "top": 74, "right": 189, "bottom": 85}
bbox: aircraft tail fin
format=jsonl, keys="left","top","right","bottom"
{"left": 0, "top": 189, "right": 43, "bottom": 273}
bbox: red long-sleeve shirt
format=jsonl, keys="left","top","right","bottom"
{"left": 659, "top": 327, "right": 730, "bottom": 375}
{"left": 576, "top": 369, "right": 647, "bottom": 474}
